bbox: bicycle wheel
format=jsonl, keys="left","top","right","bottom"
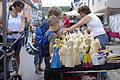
{"left": 9, "top": 74, "right": 22, "bottom": 80}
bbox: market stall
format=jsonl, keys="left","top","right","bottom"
{"left": 64, "top": 10, "right": 79, "bottom": 17}
{"left": 44, "top": 30, "right": 120, "bottom": 80}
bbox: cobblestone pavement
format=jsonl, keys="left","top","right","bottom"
{"left": 107, "top": 42, "right": 120, "bottom": 80}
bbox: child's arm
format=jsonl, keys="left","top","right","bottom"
{"left": 57, "top": 29, "right": 61, "bottom": 38}
{"left": 49, "top": 42, "right": 54, "bottom": 55}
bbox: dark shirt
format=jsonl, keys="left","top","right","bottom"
{"left": 24, "top": 21, "right": 30, "bottom": 30}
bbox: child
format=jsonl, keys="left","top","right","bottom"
{"left": 33, "top": 6, "right": 62, "bottom": 72}
{"left": 33, "top": 21, "right": 43, "bottom": 74}
{"left": 47, "top": 6, "right": 62, "bottom": 38}
{"left": 43, "top": 15, "right": 60, "bottom": 68}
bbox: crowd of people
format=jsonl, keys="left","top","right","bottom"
{"left": 0, "top": 1, "right": 109, "bottom": 80}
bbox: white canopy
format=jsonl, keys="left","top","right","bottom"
{"left": 64, "top": 10, "right": 79, "bottom": 16}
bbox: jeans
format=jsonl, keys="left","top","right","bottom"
{"left": 94, "top": 34, "right": 108, "bottom": 78}
{"left": 34, "top": 51, "right": 43, "bottom": 66}
{"left": 44, "top": 56, "right": 51, "bottom": 69}
{"left": 94, "top": 34, "right": 108, "bottom": 50}
{"left": 7, "top": 38, "right": 23, "bottom": 51}
{"left": 24, "top": 30, "right": 29, "bottom": 45}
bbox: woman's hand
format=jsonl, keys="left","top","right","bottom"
{"left": 62, "top": 30, "right": 67, "bottom": 35}
{"left": 7, "top": 29, "right": 12, "bottom": 35}
{"left": 0, "top": 24, "right": 2, "bottom": 29}
{"left": 62, "top": 28, "right": 69, "bottom": 35}
{"left": 19, "top": 28, "right": 24, "bottom": 33}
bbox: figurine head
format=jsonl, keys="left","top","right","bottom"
{"left": 55, "top": 39, "right": 61, "bottom": 46}
{"left": 83, "top": 37, "right": 91, "bottom": 46}
{"left": 83, "top": 30, "right": 88, "bottom": 35}
{"left": 62, "top": 35, "right": 66, "bottom": 41}
{"left": 61, "top": 45, "right": 67, "bottom": 54}
{"left": 91, "top": 39, "right": 101, "bottom": 53}
{"left": 66, "top": 39, "right": 74, "bottom": 47}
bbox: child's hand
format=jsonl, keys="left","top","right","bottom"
{"left": 7, "top": 30, "right": 12, "bottom": 35}
{"left": 50, "top": 53, "right": 53, "bottom": 63}
{"left": 50, "top": 53, "right": 53, "bottom": 58}
{"left": 50, "top": 58, "right": 52, "bottom": 63}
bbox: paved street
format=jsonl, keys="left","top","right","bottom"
{"left": 19, "top": 46, "right": 44, "bottom": 80}
{"left": 19, "top": 33, "right": 44, "bottom": 80}
{"left": 19, "top": 34, "right": 120, "bottom": 80}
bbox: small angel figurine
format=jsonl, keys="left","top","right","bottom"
{"left": 60, "top": 44, "right": 67, "bottom": 66}
{"left": 91, "top": 39, "right": 101, "bottom": 54}
{"left": 82, "top": 37, "right": 93, "bottom": 68}
{"left": 51, "top": 39, "right": 61, "bottom": 68}
{"left": 73, "top": 39, "right": 81, "bottom": 66}
{"left": 61, "top": 35, "right": 66, "bottom": 44}
{"left": 65, "top": 39, "right": 74, "bottom": 67}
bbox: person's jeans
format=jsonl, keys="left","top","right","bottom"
{"left": 94, "top": 34, "right": 108, "bottom": 50}
{"left": 24, "top": 30, "right": 29, "bottom": 45}
{"left": 34, "top": 51, "right": 43, "bottom": 66}
{"left": 94, "top": 34, "right": 108, "bottom": 78}
{"left": 7, "top": 38, "right": 23, "bottom": 51}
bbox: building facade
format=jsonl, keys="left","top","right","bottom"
{"left": 31, "top": 0, "right": 42, "bottom": 25}
{"left": 0, "top": 0, "right": 42, "bottom": 25}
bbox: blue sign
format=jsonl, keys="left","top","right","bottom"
{"left": 74, "top": 0, "right": 78, "bottom": 3}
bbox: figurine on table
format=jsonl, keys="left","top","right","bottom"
{"left": 82, "top": 37, "right": 93, "bottom": 68}
{"left": 73, "top": 39, "right": 81, "bottom": 66}
{"left": 60, "top": 44, "right": 67, "bottom": 66}
{"left": 51, "top": 39, "right": 61, "bottom": 68}
{"left": 65, "top": 39, "right": 74, "bottom": 67}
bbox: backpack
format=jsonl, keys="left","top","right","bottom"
{"left": 36, "top": 21, "right": 49, "bottom": 37}
{"left": 38, "top": 31, "right": 54, "bottom": 57}
{"left": 33, "top": 22, "right": 49, "bottom": 47}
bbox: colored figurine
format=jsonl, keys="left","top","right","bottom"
{"left": 82, "top": 37, "right": 93, "bottom": 68}
{"left": 51, "top": 39, "right": 61, "bottom": 68}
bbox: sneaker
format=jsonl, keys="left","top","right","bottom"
{"left": 39, "top": 68, "right": 44, "bottom": 71}
{"left": 35, "top": 70, "right": 42, "bottom": 74}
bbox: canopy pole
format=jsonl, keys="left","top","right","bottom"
{"left": 2, "top": 0, "right": 7, "bottom": 80}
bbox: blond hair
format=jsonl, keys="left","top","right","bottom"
{"left": 48, "top": 15, "right": 60, "bottom": 26}
{"left": 47, "top": 6, "right": 62, "bottom": 18}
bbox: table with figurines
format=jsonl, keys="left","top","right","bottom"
{"left": 45, "top": 30, "right": 120, "bottom": 80}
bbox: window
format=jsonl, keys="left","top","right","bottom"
{"left": 25, "top": 5, "right": 28, "bottom": 11}
{"left": 32, "top": 8, "right": 34, "bottom": 14}
{"left": 92, "top": 0, "right": 94, "bottom": 5}
{"left": 105, "top": 1, "right": 107, "bottom": 6}
{"left": 29, "top": 7, "right": 31, "bottom": 13}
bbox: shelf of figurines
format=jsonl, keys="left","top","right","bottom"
{"left": 49, "top": 30, "right": 120, "bottom": 72}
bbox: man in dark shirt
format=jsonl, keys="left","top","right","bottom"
{"left": 24, "top": 17, "right": 30, "bottom": 45}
